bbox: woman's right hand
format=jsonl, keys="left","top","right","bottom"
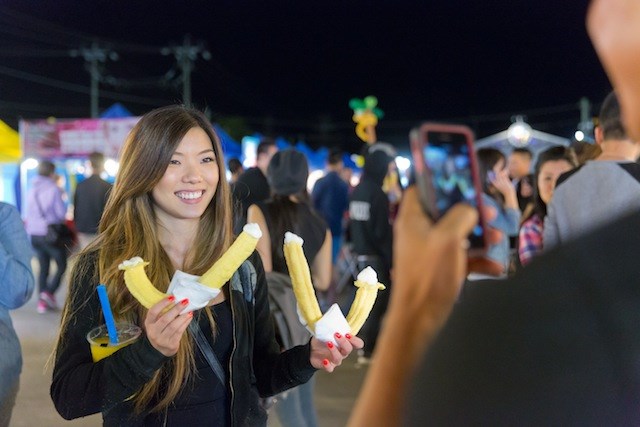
{"left": 144, "top": 297, "right": 193, "bottom": 357}
{"left": 489, "top": 169, "right": 518, "bottom": 208}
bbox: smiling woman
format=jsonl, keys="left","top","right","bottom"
{"left": 49, "top": 105, "right": 362, "bottom": 426}
{"left": 151, "top": 127, "right": 220, "bottom": 226}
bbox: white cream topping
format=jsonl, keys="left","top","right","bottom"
{"left": 357, "top": 266, "right": 378, "bottom": 284}
{"left": 284, "top": 231, "right": 304, "bottom": 245}
{"left": 118, "top": 256, "right": 144, "bottom": 270}
{"left": 176, "top": 191, "right": 203, "bottom": 200}
{"left": 243, "top": 223, "right": 263, "bottom": 239}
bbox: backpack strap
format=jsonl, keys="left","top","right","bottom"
{"left": 188, "top": 319, "right": 226, "bottom": 385}
{"left": 230, "top": 260, "right": 257, "bottom": 304}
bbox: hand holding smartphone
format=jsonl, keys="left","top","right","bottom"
{"left": 410, "top": 122, "right": 488, "bottom": 255}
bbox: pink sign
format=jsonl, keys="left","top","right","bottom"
{"left": 20, "top": 117, "right": 140, "bottom": 159}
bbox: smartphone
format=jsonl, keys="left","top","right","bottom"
{"left": 410, "top": 122, "right": 488, "bottom": 254}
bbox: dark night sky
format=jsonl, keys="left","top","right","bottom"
{"left": 0, "top": 0, "right": 611, "bottom": 153}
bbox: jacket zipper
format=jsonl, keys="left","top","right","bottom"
{"left": 228, "top": 284, "right": 238, "bottom": 426}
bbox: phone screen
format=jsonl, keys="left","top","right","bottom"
{"left": 424, "top": 131, "right": 476, "bottom": 212}
{"left": 411, "top": 123, "right": 487, "bottom": 252}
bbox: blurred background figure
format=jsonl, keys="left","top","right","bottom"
{"left": 348, "top": 148, "right": 394, "bottom": 364}
{"left": 473, "top": 148, "right": 520, "bottom": 278}
{"left": 518, "top": 147, "right": 578, "bottom": 266}
{"left": 73, "top": 152, "right": 112, "bottom": 250}
{"left": 571, "top": 139, "right": 603, "bottom": 166}
{"left": 312, "top": 147, "right": 349, "bottom": 265}
{"left": 232, "top": 138, "right": 278, "bottom": 234}
{"left": 24, "top": 160, "right": 68, "bottom": 314}
{"left": 248, "top": 149, "right": 331, "bottom": 427}
{"left": 0, "top": 201, "right": 35, "bottom": 426}
{"left": 340, "top": 166, "right": 355, "bottom": 194}
{"left": 227, "top": 157, "right": 244, "bottom": 184}
{"left": 507, "top": 147, "right": 534, "bottom": 213}
{"left": 544, "top": 90, "right": 640, "bottom": 250}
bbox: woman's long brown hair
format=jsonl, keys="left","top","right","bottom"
{"left": 54, "top": 105, "right": 234, "bottom": 414}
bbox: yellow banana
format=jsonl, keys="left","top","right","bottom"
{"left": 199, "top": 223, "right": 261, "bottom": 289}
{"left": 283, "top": 232, "right": 323, "bottom": 329}
{"left": 119, "top": 223, "right": 262, "bottom": 308}
{"left": 345, "top": 267, "right": 386, "bottom": 335}
{"left": 118, "top": 257, "right": 168, "bottom": 309}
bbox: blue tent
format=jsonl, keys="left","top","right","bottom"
{"left": 214, "top": 124, "right": 242, "bottom": 160}
{"left": 100, "top": 103, "right": 133, "bottom": 118}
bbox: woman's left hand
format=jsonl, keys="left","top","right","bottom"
{"left": 309, "top": 334, "right": 364, "bottom": 372}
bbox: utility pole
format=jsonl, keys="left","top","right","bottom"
{"left": 162, "top": 35, "right": 211, "bottom": 106}
{"left": 70, "top": 42, "right": 118, "bottom": 118}
{"left": 578, "top": 97, "right": 593, "bottom": 136}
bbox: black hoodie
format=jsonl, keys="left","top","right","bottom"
{"left": 348, "top": 150, "right": 393, "bottom": 272}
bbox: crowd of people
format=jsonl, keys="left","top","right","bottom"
{"left": 1, "top": 0, "right": 639, "bottom": 424}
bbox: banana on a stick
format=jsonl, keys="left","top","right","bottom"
{"left": 117, "top": 257, "right": 167, "bottom": 308}
{"left": 118, "top": 223, "right": 262, "bottom": 308}
{"left": 199, "top": 223, "right": 261, "bottom": 288}
{"left": 283, "top": 232, "right": 323, "bottom": 329}
{"left": 345, "top": 266, "right": 386, "bottom": 335}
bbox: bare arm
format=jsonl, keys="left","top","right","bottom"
{"left": 311, "top": 230, "right": 332, "bottom": 292}
{"left": 588, "top": 0, "right": 640, "bottom": 141}
{"left": 247, "top": 204, "right": 272, "bottom": 272}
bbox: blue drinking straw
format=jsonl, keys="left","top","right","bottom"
{"left": 97, "top": 284, "right": 119, "bottom": 345}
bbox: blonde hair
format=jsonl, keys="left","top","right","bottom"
{"left": 54, "top": 105, "right": 233, "bottom": 414}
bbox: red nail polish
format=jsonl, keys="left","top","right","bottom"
{"left": 322, "top": 359, "right": 329, "bottom": 366}
{"left": 187, "top": 311, "right": 193, "bottom": 317}
{"left": 180, "top": 298, "right": 189, "bottom": 305}
{"left": 167, "top": 296, "right": 175, "bottom": 302}
{"left": 345, "top": 333, "right": 352, "bottom": 339}
{"left": 334, "top": 332, "right": 342, "bottom": 339}
{"left": 327, "top": 342, "right": 334, "bottom": 349}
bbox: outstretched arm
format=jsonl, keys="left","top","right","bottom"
{"left": 588, "top": 0, "right": 640, "bottom": 141}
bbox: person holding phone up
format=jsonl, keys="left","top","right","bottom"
{"left": 471, "top": 148, "right": 520, "bottom": 278}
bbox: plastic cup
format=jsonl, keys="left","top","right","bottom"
{"left": 87, "top": 322, "right": 142, "bottom": 362}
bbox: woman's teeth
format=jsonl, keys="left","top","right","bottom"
{"left": 176, "top": 191, "right": 203, "bottom": 200}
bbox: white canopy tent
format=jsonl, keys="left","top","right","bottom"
{"left": 475, "top": 117, "right": 571, "bottom": 158}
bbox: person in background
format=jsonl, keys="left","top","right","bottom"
{"left": 340, "top": 166, "right": 355, "bottom": 193}
{"left": 50, "top": 106, "right": 361, "bottom": 426}
{"left": 518, "top": 147, "right": 577, "bottom": 266}
{"left": 383, "top": 161, "right": 403, "bottom": 222}
{"left": 73, "top": 152, "right": 112, "bottom": 250}
{"left": 248, "top": 149, "right": 331, "bottom": 427}
{"left": 227, "top": 157, "right": 244, "bottom": 184}
{"left": 312, "top": 147, "right": 349, "bottom": 265}
{"left": 571, "top": 140, "right": 602, "bottom": 165}
{"left": 544, "top": 90, "right": 640, "bottom": 250}
{"left": 25, "top": 160, "right": 68, "bottom": 314}
{"left": 473, "top": 148, "right": 520, "bottom": 277}
{"left": 232, "top": 138, "right": 278, "bottom": 234}
{"left": 507, "top": 147, "right": 534, "bottom": 213}
{"left": 348, "top": 148, "right": 394, "bottom": 363}
{"left": 0, "top": 202, "right": 35, "bottom": 427}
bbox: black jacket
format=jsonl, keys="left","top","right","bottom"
{"left": 73, "top": 175, "right": 112, "bottom": 234}
{"left": 50, "top": 251, "right": 316, "bottom": 426}
{"left": 348, "top": 151, "right": 393, "bottom": 271}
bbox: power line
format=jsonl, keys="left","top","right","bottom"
{"left": 0, "top": 7, "right": 169, "bottom": 55}
{"left": 0, "top": 64, "right": 172, "bottom": 106}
